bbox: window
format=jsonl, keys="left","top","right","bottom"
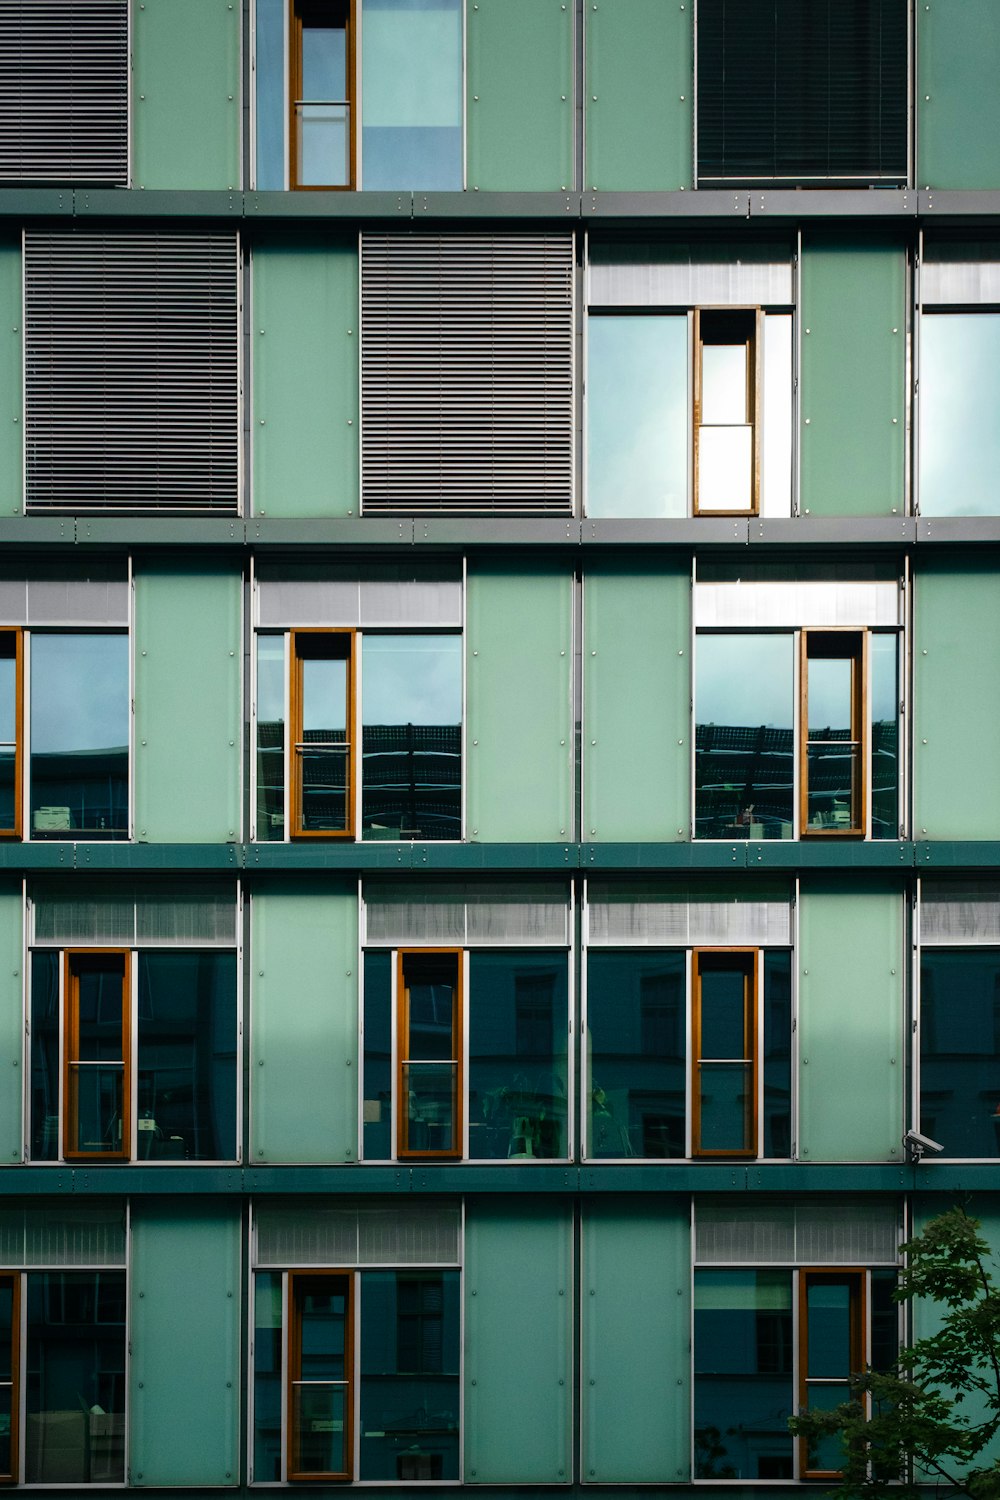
{"left": 397, "top": 950, "right": 462, "bottom": 1159}
{"left": 801, "top": 631, "right": 866, "bottom": 837}
{"left": 693, "top": 950, "right": 756, "bottom": 1156}
{"left": 694, "top": 310, "right": 760, "bottom": 515}
{"left": 919, "top": 948, "right": 1000, "bottom": 1159}
{"left": 291, "top": 630, "right": 355, "bottom": 838}
{"left": 288, "top": 1272, "right": 353, "bottom": 1481}
{"left": 0, "top": 632, "right": 21, "bottom": 839}
{"left": 290, "top": 0, "right": 355, "bottom": 189}
{"left": 696, "top": 0, "right": 908, "bottom": 188}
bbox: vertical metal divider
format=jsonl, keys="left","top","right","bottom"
{"left": 238, "top": 1183, "right": 251, "bottom": 1486}
{"left": 792, "top": 875, "right": 800, "bottom": 1161}
{"left": 793, "top": 228, "right": 802, "bottom": 516}
{"left": 242, "top": 881, "right": 253, "bottom": 1176}
{"left": 356, "top": 876, "right": 365, "bottom": 1164}
{"left": 19, "top": 880, "right": 27, "bottom": 1166}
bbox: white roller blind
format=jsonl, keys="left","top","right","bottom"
{"left": 586, "top": 883, "right": 791, "bottom": 947}
{"left": 255, "top": 562, "right": 463, "bottom": 628}
{"left": 588, "top": 239, "right": 794, "bottom": 306}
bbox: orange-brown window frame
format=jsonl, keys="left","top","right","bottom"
{"left": 396, "top": 948, "right": 463, "bottom": 1161}
{"left": 289, "top": 0, "right": 357, "bottom": 191}
{"left": 0, "top": 630, "right": 22, "bottom": 841}
{"left": 798, "top": 1268, "right": 865, "bottom": 1480}
{"left": 800, "top": 629, "right": 868, "bottom": 840}
{"left": 288, "top": 1270, "right": 355, "bottom": 1482}
{"left": 693, "top": 306, "right": 761, "bottom": 517}
{"left": 692, "top": 948, "right": 758, "bottom": 1158}
{"left": 62, "top": 950, "right": 130, "bottom": 1162}
{"left": 290, "top": 629, "right": 356, "bottom": 840}
{"left": 0, "top": 1272, "right": 19, "bottom": 1485}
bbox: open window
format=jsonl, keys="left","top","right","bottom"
{"left": 289, "top": 0, "right": 355, "bottom": 189}
{"left": 288, "top": 1271, "right": 354, "bottom": 1482}
{"left": 63, "top": 951, "right": 130, "bottom": 1162}
{"left": 0, "top": 1274, "right": 18, "bottom": 1485}
{"left": 692, "top": 950, "right": 757, "bottom": 1157}
{"left": 397, "top": 950, "right": 462, "bottom": 1160}
{"left": 291, "top": 630, "right": 356, "bottom": 839}
{"left": 694, "top": 309, "right": 760, "bottom": 515}
{"left": 800, "top": 631, "right": 866, "bottom": 838}
{"left": 798, "top": 1270, "right": 864, "bottom": 1479}
{"left": 0, "top": 632, "right": 21, "bottom": 839}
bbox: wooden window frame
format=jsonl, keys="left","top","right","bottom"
{"left": 799, "top": 629, "right": 868, "bottom": 840}
{"left": 0, "top": 1272, "right": 19, "bottom": 1486}
{"left": 693, "top": 307, "right": 762, "bottom": 517}
{"left": 0, "top": 630, "right": 21, "bottom": 841}
{"left": 287, "top": 1270, "right": 355, "bottom": 1483}
{"left": 290, "top": 629, "right": 356, "bottom": 840}
{"left": 691, "top": 948, "right": 758, "bottom": 1158}
{"left": 62, "top": 949, "right": 130, "bottom": 1162}
{"left": 396, "top": 948, "right": 463, "bottom": 1161}
{"left": 289, "top": 0, "right": 357, "bottom": 191}
{"left": 798, "top": 1268, "right": 865, "bottom": 1480}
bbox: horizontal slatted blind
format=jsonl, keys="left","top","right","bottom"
{"left": 25, "top": 233, "right": 239, "bottom": 513}
{"left": 0, "top": 0, "right": 127, "bottom": 183}
{"left": 254, "top": 1202, "right": 461, "bottom": 1267}
{"left": 696, "top": 1200, "right": 900, "bottom": 1265}
{"left": 362, "top": 233, "right": 574, "bottom": 515}
{"left": 697, "top": 0, "right": 908, "bottom": 187}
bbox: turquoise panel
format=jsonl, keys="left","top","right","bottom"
{"left": 798, "top": 880, "right": 904, "bottom": 1163}
{"left": 129, "top": 1202, "right": 240, "bottom": 1485}
{"left": 584, "top": 559, "right": 690, "bottom": 841}
{"left": 131, "top": 0, "right": 241, "bottom": 189}
{"left": 800, "top": 236, "right": 906, "bottom": 516}
{"left": 914, "top": 560, "right": 1000, "bottom": 839}
{"left": 134, "top": 564, "right": 242, "bottom": 843}
{"left": 467, "top": 561, "right": 573, "bottom": 842}
{"left": 918, "top": 0, "right": 1000, "bottom": 190}
{"left": 585, "top": 0, "right": 693, "bottom": 190}
{"left": 467, "top": 0, "right": 573, "bottom": 191}
{"left": 465, "top": 1201, "right": 572, "bottom": 1482}
{"left": 0, "top": 239, "right": 20, "bottom": 516}
{"left": 582, "top": 1200, "right": 691, "bottom": 1482}
{"left": 251, "top": 885, "right": 358, "bottom": 1164}
{"left": 253, "top": 239, "right": 359, "bottom": 518}
{"left": 0, "top": 887, "right": 21, "bottom": 1164}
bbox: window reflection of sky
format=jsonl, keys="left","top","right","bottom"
{"left": 587, "top": 315, "right": 688, "bottom": 518}
{"left": 921, "top": 314, "right": 1000, "bottom": 516}
{"left": 696, "top": 634, "right": 792, "bottom": 729}
{"left": 362, "top": 635, "right": 461, "bottom": 725}
{"left": 31, "top": 635, "right": 128, "bottom": 753}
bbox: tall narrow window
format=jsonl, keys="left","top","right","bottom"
{"left": 799, "top": 1271, "right": 864, "bottom": 1478}
{"left": 0, "top": 1274, "right": 18, "bottom": 1485}
{"left": 291, "top": 631, "right": 355, "bottom": 838}
{"left": 288, "top": 1272, "right": 354, "bottom": 1482}
{"left": 397, "top": 950, "right": 462, "bottom": 1159}
{"left": 694, "top": 309, "right": 760, "bottom": 514}
{"left": 801, "top": 632, "right": 866, "bottom": 837}
{"left": 0, "top": 632, "right": 21, "bottom": 839}
{"left": 692, "top": 950, "right": 756, "bottom": 1157}
{"left": 63, "top": 952, "right": 129, "bottom": 1161}
{"left": 290, "top": 0, "right": 354, "bottom": 189}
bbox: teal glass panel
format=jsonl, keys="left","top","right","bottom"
{"left": 871, "top": 1271, "right": 898, "bottom": 1372}
{"left": 587, "top": 950, "right": 685, "bottom": 1158}
{"left": 804, "top": 1382, "right": 847, "bottom": 1472}
{"left": 30, "top": 634, "right": 128, "bottom": 840}
{"left": 253, "top": 1272, "right": 283, "bottom": 1483}
{"left": 871, "top": 633, "right": 899, "bottom": 839}
{"left": 693, "top": 1270, "right": 793, "bottom": 1480}
{"left": 920, "top": 314, "right": 1000, "bottom": 516}
{"left": 70, "top": 956, "right": 125, "bottom": 1156}
{"left": 29, "top": 952, "right": 58, "bottom": 1160}
{"left": 921, "top": 949, "right": 1000, "bottom": 1157}
{"left": 300, "top": 1283, "right": 348, "bottom": 1378}
{"left": 763, "top": 951, "right": 792, "bottom": 1157}
{"left": 586, "top": 314, "right": 687, "bottom": 518}
{"left": 25, "top": 1272, "right": 126, "bottom": 1485}
{"left": 359, "top": 1270, "right": 460, "bottom": 1480}
{"left": 363, "top": 950, "right": 392, "bottom": 1159}
{"left": 402, "top": 953, "right": 458, "bottom": 1154}
{"left": 361, "top": 635, "right": 461, "bottom": 841}
{"left": 698, "top": 1061, "right": 751, "bottom": 1149}
{"left": 806, "top": 1280, "right": 851, "bottom": 1378}
{"left": 402, "top": 1061, "right": 457, "bottom": 1152}
{"left": 0, "top": 638, "right": 15, "bottom": 832}
{"left": 293, "top": 1384, "right": 348, "bottom": 1473}
{"left": 695, "top": 633, "right": 794, "bottom": 839}
{"left": 468, "top": 952, "right": 568, "bottom": 1161}
{"left": 805, "top": 653, "right": 860, "bottom": 833}
{"left": 0, "top": 1384, "right": 9, "bottom": 1478}
{"left": 0, "top": 1282, "right": 11, "bottom": 1382}
{"left": 361, "top": 0, "right": 462, "bottom": 189}
{"left": 255, "top": 0, "right": 285, "bottom": 188}
{"left": 256, "top": 636, "right": 285, "bottom": 842}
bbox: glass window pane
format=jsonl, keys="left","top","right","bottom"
{"left": 698, "top": 1062, "right": 752, "bottom": 1150}
{"left": 586, "top": 315, "right": 688, "bottom": 519}
{"left": 301, "top": 22, "right": 346, "bottom": 98}
{"left": 256, "top": 636, "right": 285, "bottom": 842}
{"left": 699, "top": 968, "right": 746, "bottom": 1058}
{"left": 920, "top": 314, "right": 1000, "bottom": 517}
{"left": 806, "top": 1280, "right": 852, "bottom": 1378}
{"left": 253, "top": 1273, "right": 283, "bottom": 1483}
{"left": 695, "top": 633, "right": 794, "bottom": 839}
{"left": 762, "top": 951, "right": 792, "bottom": 1157}
{"left": 299, "top": 1283, "right": 348, "bottom": 1380}
{"left": 0, "top": 638, "right": 15, "bottom": 744}
{"left": 361, "top": 635, "right": 461, "bottom": 842}
{"left": 702, "top": 343, "right": 747, "bottom": 424}
{"left": 30, "top": 634, "right": 128, "bottom": 841}
{"left": 295, "top": 103, "right": 350, "bottom": 186}
{"left": 363, "top": 951, "right": 393, "bottom": 1160}
{"left": 804, "top": 1383, "right": 848, "bottom": 1472}
{"left": 293, "top": 1383, "right": 348, "bottom": 1474}
{"left": 760, "top": 314, "right": 792, "bottom": 518}
{"left": 587, "top": 950, "right": 686, "bottom": 1159}
{"left": 361, "top": 0, "right": 462, "bottom": 190}
{"left": 807, "top": 657, "right": 853, "bottom": 736}
{"left": 698, "top": 425, "right": 753, "bottom": 510}
{"left": 921, "top": 949, "right": 1000, "bottom": 1157}
{"left": 30, "top": 952, "right": 59, "bottom": 1160}
{"left": 302, "top": 657, "right": 347, "bottom": 737}
{"left": 871, "top": 633, "right": 898, "bottom": 840}
{"left": 255, "top": 0, "right": 286, "bottom": 188}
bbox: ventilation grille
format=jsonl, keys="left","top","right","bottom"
{"left": 921, "top": 883, "right": 1000, "bottom": 945}
{"left": 0, "top": 1205, "right": 126, "bottom": 1267}
{"left": 0, "top": 0, "right": 127, "bottom": 184}
{"left": 696, "top": 1200, "right": 900, "bottom": 1265}
{"left": 361, "top": 233, "right": 574, "bottom": 515}
{"left": 254, "top": 1202, "right": 461, "bottom": 1268}
{"left": 32, "top": 885, "right": 239, "bottom": 947}
{"left": 25, "top": 233, "right": 239, "bottom": 513}
{"left": 364, "top": 882, "right": 570, "bottom": 947}
{"left": 587, "top": 883, "right": 791, "bottom": 947}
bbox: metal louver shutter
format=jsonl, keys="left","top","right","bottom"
{"left": 362, "top": 233, "right": 574, "bottom": 515}
{"left": 697, "top": 0, "right": 908, "bottom": 187}
{"left": 25, "top": 233, "right": 240, "bottom": 514}
{"left": 0, "top": 0, "right": 127, "bottom": 184}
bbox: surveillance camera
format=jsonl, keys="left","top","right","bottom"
{"left": 904, "top": 1128, "right": 944, "bottom": 1159}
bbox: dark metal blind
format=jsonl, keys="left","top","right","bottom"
{"left": 25, "top": 233, "right": 240, "bottom": 514}
{"left": 0, "top": 0, "right": 127, "bottom": 184}
{"left": 697, "top": 0, "right": 908, "bottom": 187}
{"left": 361, "top": 233, "right": 574, "bottom": 515}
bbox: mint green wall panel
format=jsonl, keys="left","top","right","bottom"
{"left": 251, "top": 885, "right": 358, "bottom": 1164}
{"left": 465, "top": 1202, "right": 572, "bottom": 1482}
{"left": 799, "top": 881, "right": 904, "bottom": 1163}
{"left": 0, "top": 239, "right": 20, "bottom": 516}
{"left": 914, "top": 561, "right": 1000, "bottom": 839}
{"left": 129, "top": 1202, "right": 240, "bottom": 1485}
{"left": 800, "top": 237, "right": 906, "bottom": 516}
{"left": 582, "top": 1200, "right": 690, "bottom": 1482}
{"left": 0, "top": 887, "right": 21, "bottom": 1165}
{"left": 918, "top": 0, "right": 1000, "bottom": 189}
{"left": 585, "top": 0, "right": 693, "bottom": 190}
{"left": 131, "top": 0, "right": 241, "bottom": 189}
{"left": 467, "top": 0, "right": 573, "bottom": 191}
{"left": 467, "top": 562, "right": 573, "bottom": 842}
{"left": 253, "top": 240, "right": 359, "bottom": 518}
{"left": 134, "top": 564, "right": 242, "bottom": 843}
{"left": 584, "top": 560, "right": 690, "bottom": 841}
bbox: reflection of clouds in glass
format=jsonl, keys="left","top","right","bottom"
{"left": 807, "top": 657, "right": 851, "bottom": 732}
{"left": 31, "top": 635, "right": 129, "bottom": 753}
{"left": 870, "top": 635, "right": 897, "bottom": 724}
{"left": 587, "top": 316, "right": 687, "bottom": 518}
{"left": 920, "top": 315, "right": 1000, "bottom": 516}
{"left": 363, "top": 635, "right": 461, "bottom": 725}
{"left": 696, "top": 634, "right": 793, "bottom": 728}
{"left": 0, "top": 657, "right": 13, "bottom": 743}
{"left": 256, "top": 637, "right": 285, "bottom": 723}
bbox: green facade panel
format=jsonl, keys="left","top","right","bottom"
{"left": 584, "top": 0, "right": 693, "bottom": 191}
{"left": 800, "top": 236, "right": 906, "bottom": 516}
{"left": 581, "top": 1199, "right": 690, "bottom": 1483}
{"left": 0, "top": 887, "right": 21, "bottom": 1165}
{"left": 131, "top": 0, "right": 241, "bottom": 189}
{"left": 798, "top": 880, "right": 904, "bottom": 1163}
{"left": 465, "top": 1201, "right": 572, "bottom": 1483}
{"left": 0, "top": 238, "right": 20, "bottom": 517}
{"left": 129, "top": 1201, "right": 240, "bottom": 1486}
{"left": 914, "top": 560, "right": 1000, "bottom": 840}
{"left": 584, "top": 559, "right": 690, "bottom": 841}
{"left": 466, "top": 0, "right": 573, "bottom": 191}
{"left": 467, "top": 561, "right": 573, "bottom": 842}
{"left": 918, "top": 0, "right": 1000, "bottom": 189}
{"left": 253, "top": 240, "right": 359, "bottom": 518}
{"left": 251, "top": 885, "right": 358, "bottom": 1164}
{"left": 134, "top": 563, "right": 242, "bottom": 843}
